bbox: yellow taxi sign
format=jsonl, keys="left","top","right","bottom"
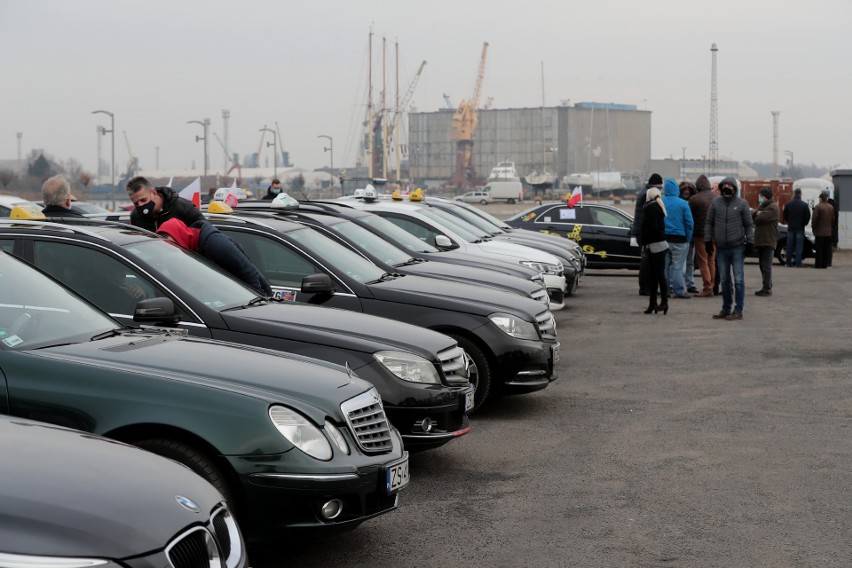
{"left": 207, "top": 201, "right": 233, "bottom": 214}
{"left": 10, "top": 205, "right": 46, "bottom": 220}
{"left": 391, "top": 190, "right": 403, "bottom": 201}
{"left": 409, "top": 188, "right": 424, "bottom": 202}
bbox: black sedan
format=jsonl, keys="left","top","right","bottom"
{"left": 0, "top": 251, "right": 408, "bottom": 541}
{"left": 0, "top": 415, "right": 246, "bottom": 568}
{"left": 505, "top": 202, "right": 641, "bottom": 269}
{"left": 0, "top": 217, "right": 471, "bottom": 452}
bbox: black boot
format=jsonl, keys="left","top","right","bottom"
{"left": 644, "top": 302, "right": 658, "bottom": 314}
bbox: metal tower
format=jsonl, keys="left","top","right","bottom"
{"left": 709, "top": 43, "right": 719, "bottom": 174}
{"left": 771, "top": 111, "right": 780, "bottom": 178}
{"left": 222, "top": 109, "right": 230, "bottom": 171}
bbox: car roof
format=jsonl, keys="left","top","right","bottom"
{"left": 0, "top": 217, "right": 159, "bottom": 246}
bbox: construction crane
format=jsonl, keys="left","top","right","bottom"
{"left": 122, "top": 130, "right": 139, "bottom": 182}
{"left": 449, "top": 41, "right": 489, "bottom": 188}
{"left": 213, "top": 132, "right": 242, "bottom": 183}
{"left": 385, "top": 60, "right": 427, "bottom": 181}
{"left": 442, "top": 93, "right": 454, "bottom": 110}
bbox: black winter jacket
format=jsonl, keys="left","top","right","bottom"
{"left": 705, "top": 196, "right": 754, "bottom": 248}
{"left": 130, "top": 186, "right": 205, "bottom": 232}
{"left": 782, "top": 197, "right": 811, "bottom": 231}
{"left": 640, "top": 200, "right": 667, "bottom": 247}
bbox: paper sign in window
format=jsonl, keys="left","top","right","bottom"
{"left": 560, "top": 209, "right": 576, "bottom": 220}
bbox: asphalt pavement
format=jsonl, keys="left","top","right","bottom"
{"left": 254, "top": 208, "right": 850, "bottom": 568}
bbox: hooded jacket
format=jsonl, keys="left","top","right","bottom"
{"left": 157, "top": 218, "right": 273, "bottom": 296}
{"left": 689, "top": 175, "right": 714, "bottom": 239}
{"left": 130, "top": 186, "right": 205, "bottom": 232}
{"left": 704, "top": 177, "right": 754, "bottom": 248}
{"left": 662, "top": 178, "right": 693, "bottom": 242}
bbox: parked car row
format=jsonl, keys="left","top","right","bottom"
{"left": 1, "top": 190, "right": 585, "bottom": 552}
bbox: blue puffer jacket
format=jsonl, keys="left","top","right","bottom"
{"left": 662, "top": 178, "right": 694, "bottom": 242}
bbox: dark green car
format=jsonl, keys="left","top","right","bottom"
{"left": 0, "top": 252, "right": 408, "bottom": 542}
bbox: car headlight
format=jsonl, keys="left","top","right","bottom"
{"left": 375, "top": 351, "right": 441, "bottom": 384}
{"left": 269, "top": 406, "right": 333, "bottom": 460}
{"left": 324, "top": 420, "right": 349, "bottom": 455}
{"left": 489, "top": 313, "right": 539, "bottom": 340}
{"left": 520, "top": 260, "right": 563, "bottom": 275}
{"left": 0, "top": 554, "right": 119, "bottom": 568}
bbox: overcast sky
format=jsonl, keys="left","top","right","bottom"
{"left": 2, "top": 0, "right": 850, "bottom": 178}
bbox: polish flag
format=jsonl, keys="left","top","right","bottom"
{"left": 567, "top": 186, "right": 583, "bottom": 208}
{"left": 179, "top": 177, "right": 201, "bottom": 208}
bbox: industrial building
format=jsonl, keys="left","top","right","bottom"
{"left": 408, "top": 102, "right": 651, "bottom": 188}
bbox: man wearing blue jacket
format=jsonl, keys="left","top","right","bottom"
{"left": 662, "top": 178, "right": 694, "bottom": 299}
{"left": 705, "top": 177, "right": 754, "bottom": 321}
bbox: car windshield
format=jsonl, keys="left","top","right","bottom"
{"left": 123, "top": 240, "right": 258, "bottom": 310}
{"left": 455, "top": 201, "right": 511, "bottom": 229}
{"left": 418, "top": 208, "right": 486, "bottom": 242}
{"left": 286, "top": 227, "right": 386, "bottom": 284}
{"left": 439, "top": 204, "right": 503, "bottom": 236}
{"left": 329, "top": 220, "right": 412, "bottom": 266}
{"left": 358, "top": 214, "right": 440, "bottom": 253}
{"left": 0, "top": 253, "right": 116, "bottom": 350}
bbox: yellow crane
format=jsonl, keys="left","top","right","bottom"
{"left": 449, "top": 41, "right": 488, "bottom": 187}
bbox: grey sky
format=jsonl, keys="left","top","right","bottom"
{"left": 2, "top": 0, "right": 850, "bottom": 177}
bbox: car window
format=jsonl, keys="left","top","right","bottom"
{"left": 286, "top": 227, "right": 385, "bottom": 284}
{"left": 0, "top": 239, "right": 14, "bottom": 253}
{"left": 358, "top": 214, "right": 440, "bottom": 253}
{"left": 33, "top": 241, "right": 161, "bottom": 317}
{"left": 383, "top": 215, "right": 439, "bottom": 247}
{"left": 330, "top": 221, "right": 411, "bottom": 266}
{"left": 589, "top": 208, "right": 631, "bottom": 228}
{"left": 225, "top": 230, "right": 327, "bottom": 288}
{"left": 534, "top": 206, "right": 591, "bottom": 224}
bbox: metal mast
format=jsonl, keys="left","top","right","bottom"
{"left": 222, "top": 109, "right": 230, "bottom": 171}
{"left": 709, "top": 43, "right": 719, "bottom": 175}
{"left": 771, "top": 111, "right": 780, "bottom": 178}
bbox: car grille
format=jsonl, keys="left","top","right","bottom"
{"left": 341, "top": 389, "right": 393, "bottom": 454}
{"left": 530, "top": 287, "right": 549, "bottom": 304}
{"left": 438, "top": 344, "right": 470, "bottom": 387}
{"left": 536, "top": 310, "right": 557, "bottom": 340}
{"left": 165, "top": 505, "right": 244, "bottom": 568}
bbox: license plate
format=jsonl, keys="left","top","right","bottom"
{"left": 385, "top": 457, "right": 409, "bottom": 493}
{"left": 552, "top": 343, "right": 560, "bottom": 364}
{"left": 464, "top": 389, "right": 475, "bottom": 412}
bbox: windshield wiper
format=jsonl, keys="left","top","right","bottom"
{"left": 90, "top": 328, "right": 125, "bottom": 341}
{"left": 366, "top": 272, "right": 398, "bottom": 284}
{"left": 398, "top": 257, "right": 424, "bottom": 266}
{"left": 221, "top": 296, "right": 269, "bottom": 312}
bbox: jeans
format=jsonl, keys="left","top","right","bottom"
{"left": 786, "top": 229, "right": 805, "bottom": 266}
{"left": 757, "top": 245, "right": 773, "bottom": 290}
{"left": 665, "top": 241, "right": 690, "bottom": 296}
{"left": 684, "top": 241, "right": 695, "bottom": 289}
{"left": 716, "top": 245, "right": 745, "bottom": 314}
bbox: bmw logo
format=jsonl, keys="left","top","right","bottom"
{"left": 175, "top": 495, "right": 200, "bottom": 513}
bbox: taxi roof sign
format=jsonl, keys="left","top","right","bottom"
{"left": 10, "top": 204, "right": 46, "bottom": 220}
{"left": 207, "top": 201, "right": 234, "bottom": 214}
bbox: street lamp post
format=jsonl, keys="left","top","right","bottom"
{"left": 92, "top": 110, "right": 115, "bottom": 209}
{"left": 318, "top": 135, "right": 334, "bottom": 196}
{"left": 188, "top": 119, "right": 211, "bottom": 178}
{"left": 260, "top": 127, "right": 277, "bottom": 179}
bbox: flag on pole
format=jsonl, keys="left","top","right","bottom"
{"left": 230, "top": 178, "right": 237, "bottom": 190}
{"left": 179, "top": 177, "right": 201, "bottom": 208}
{"left": 567, "top": 186, "right": 583, "bottom": 208}
{"left": 166, "top": 177, "right": 173, "bottom": 188}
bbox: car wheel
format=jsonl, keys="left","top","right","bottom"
{"left": 137, "top": 438, "right": 234, "bottom": 505}
{"left": 775, "top": 239, "right": 787, "bottom": 265}
{"left": 449, "top": 334, "right": 491, "bottom": 414}
{"left": 507, "top": 198, "right": 516, "bottom": 204}
{"left": 479, "top": 199, "right": 488, "bottom": 205}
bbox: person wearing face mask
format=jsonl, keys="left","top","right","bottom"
{"left": 752, "top": 187, "right": 779, "bottom": 296}
{"left": 263, "top": 178, "right": 283, "bottom": 200}
{"left": 126, "top": 176, "right": 204, "bottom": 232}
{"left": 704, "top": 177, "right": 754, "bottom": 320}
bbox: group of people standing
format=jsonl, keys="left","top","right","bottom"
{"left": 631, "top": 173, "right": 759, "bottom": 320}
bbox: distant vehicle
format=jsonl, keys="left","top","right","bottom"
{"left": 483, "top": 180, "right": 523, "bottom": 204}
{"left": 70, "top": 200, "right": 112, "bottom": 215}
{"left": 455, "top": 190, "right": 493, "bottom": 205}
{"left": 0, "top": 195, "right": 39, "bottom": 217}
{"left": 793, "top": 177, "right": 834, "bottom": 208}
{"left": 0, "top": 415, "right": 246, "bottom": 568}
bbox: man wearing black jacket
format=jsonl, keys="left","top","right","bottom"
{"left": 126, "top": 176, "right": 204, "bottom": 232}
{"left": 781, "top": 188, "right": 811, "bottom": 267}
{"left": 41, "top": 175, "right": 84, "bottom": 217}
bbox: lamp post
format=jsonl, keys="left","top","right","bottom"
{"left": 188, "top": 119, "right": 211, "bottom": 178}
{"left": 91, "top": 110, "right": 115, "bottom": 209}
{"left": 260, "top": 127, "right": 277, "bottom": 179}
{"left": 318, "top": 135, "right": 334, "bottom": 196}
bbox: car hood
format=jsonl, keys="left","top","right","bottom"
{"left": 35, "top": 331, "right": 370, "bottom": 417}
{"left": 473, "top": 239, "right": 562, "bottom": 265}
{"left": 0, "top": 417, "right": 223, "bottom": 558}
{"left": 369, "top": 274, "right": 545, "bottom": 320}
{"left": 493, "top": 234, "right": 576, "bottom": 263}
{"left": 221, "top": 302, "right": 457, "bottom": 360}
{"left": 400, "top": 261, "right": 541, "bottom": 296}
{"left": 422, "top": 250, "right": 539, "bottom": 279}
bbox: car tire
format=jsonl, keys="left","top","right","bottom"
{"left": 775, "top": 239, "right": 787, "bottom": 265}
{"left": 479, "top": 199, "right": 488, "bottom": 205}
{"left": 507, "top": 198, "right": 516, "bottom": 204}
{"left": 137, "top": 438, "right": 234, "bottom": 505}
{"left": 448, "top": 334, "right": 491, "bottom": 415}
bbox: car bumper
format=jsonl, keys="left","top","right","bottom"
{"left": 387, "top": 385, "right": 473, "bottom": 451}
{"left": 479, "top": 326, "right": 559, "bottom": 394}
{"left": 543, "top": 274, "right": 567, "bottom": 309}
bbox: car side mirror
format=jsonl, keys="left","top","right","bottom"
{"left": 133, "top": 297, "right": 181, "bottom": 325}
{"left": 301, "top": 273, "right": 334, "bottom": 295}
{"left": 435, "top": 235, "right": 454, "bottom": 249}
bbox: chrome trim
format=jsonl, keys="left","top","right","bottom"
{"left": 341, "top": 388, "right": 393, "bottom": 453}
{"left": 250, "top": 472, "right": 360, "bottom": 481}
{"left": 165, "top": 525, "right": 219, "bottom": 568}
{"left": 437, "top": 344, "right": 469, "bottom": 386}
{"left": 211, "top": 505, "right": 244, "bottom": 568}
{"left": 402, "top": 432, "right": 454, "bottom": 440}
{"left": 516, "top": 369, "right": 547, "bottom": 376}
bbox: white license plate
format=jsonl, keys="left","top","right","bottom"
{"left": 464, "top": 389, "right": 475, "bottom": 412}
{"left": 552, "top": 343, "right": 560, "bottom": 364}
{"left": 385, "top": 457, "right": 409, "bottom": 493}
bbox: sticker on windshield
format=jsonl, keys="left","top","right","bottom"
{"left": 3, "top": 335, "right": 23, "bottom": 347}
{"left": 273, "top": 290, "right": 297, "bottom": 302}
{"left": 0, "top": 328, "right": 7, "bottom": 339}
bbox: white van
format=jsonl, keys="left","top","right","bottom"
{"left": 793, "top": 178, "right": 834, "bottom": 209}
{"left": 484, "top": 181, "right": 523, "bottom": 204}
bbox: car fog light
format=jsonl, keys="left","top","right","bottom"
{"left": 321, "top": 499, "right": 343, "bottom": 520}
{"left": 414, "top": 418, "right": 434, "bottom": 433}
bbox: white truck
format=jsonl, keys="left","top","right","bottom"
{"left": 483, "top": 180, "right": 523, "bottom": 204}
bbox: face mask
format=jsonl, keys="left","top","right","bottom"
{"left": 758, "top": 196, "right": 766, "bottom": 204}
{"left": 721, "top": 186, "right": 735, "bottom": 198}
{"left": 271, "top": 187, "right": 282, "bottom": 194}
{"left": 136, "top": 201, "right": 156, "bottom": 216}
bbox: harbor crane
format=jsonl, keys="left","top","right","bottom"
{"left": 442, "top": 93, "right": 454, "bottom": 110}
{"left": 122, "top": 131, "right": 139, "bottom": 181}
{"left": 213, "top": 132, "right": 242, "bottom": 183}
{"left": 385, "top": 60, "right": 427, "bottom": 180}
{"left": 449, "top": 41, "right": 488, "bottom": 188}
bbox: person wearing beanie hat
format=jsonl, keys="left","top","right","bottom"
{"left": 752, "top": 187, "right": 779, "bottom": 295}
{"left": 630, "top": 173, "right": 664, "bottom": 296}
{"left": 704, "top": 176, "right": 754, "bottom": 320}
{"left": 157, "top": 218, "right": 272, "bottom": 296}
{"left": 812, "top": 190, "right": 834, "bottom": 268}
{"left": 689, "top": 175, "right": 716, "bottom": 296}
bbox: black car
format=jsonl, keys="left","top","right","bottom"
{"left": 505, "top": 202, "right": 640, "bottom": 269}
{"left": 0, "top": 251, "right": 407, "bottom": 541}
{"left": 0, "top": 218, "right": 471, "bottom": 452}
{"left": 765, "top": 223, "right": 815, "bottom": 265}
{"left": 0, "top": 415, "right": 247, "bottom": 568}
{"left": 207, "top": 212, "right": 559, "bottom": 413}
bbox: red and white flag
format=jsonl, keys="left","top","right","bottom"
{"left": 179, "top": 177, "right": 201, "bottom": 208}
{"left": 567, "top": 186, "right": 583, "bottom": 208}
